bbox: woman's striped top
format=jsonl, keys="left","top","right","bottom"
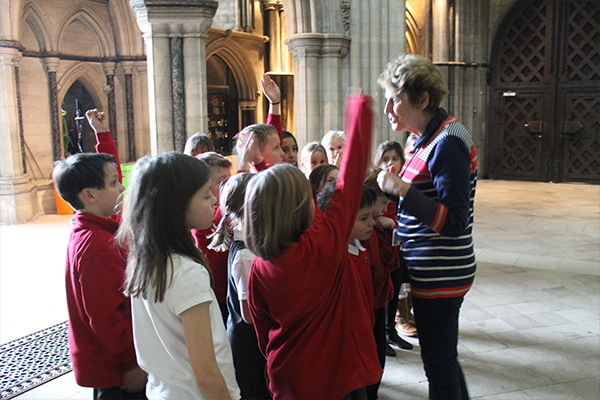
{"left": 395, "top": 108, "right": 478, "bottom": 299}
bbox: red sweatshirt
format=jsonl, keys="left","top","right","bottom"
{"left": 191, "top": 206, "right": 228, "bottom": 304}
{"left": 66, "top": 213, "right": 138, "bottom": 387}
{"left": 248, "top": 95, "right": 382, "bottom": 400}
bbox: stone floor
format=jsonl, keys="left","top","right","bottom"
{"left": 1, "top": 179, "right": 598, "bottom": 399}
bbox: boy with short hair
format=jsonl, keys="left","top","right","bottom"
{"left": 53, "top": 110, "right": 146, "bottom": 399}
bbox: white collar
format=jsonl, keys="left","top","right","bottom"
{"left": 348, "top": 238, "right": 366, "bottom": 256}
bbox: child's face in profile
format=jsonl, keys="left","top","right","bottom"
{"left": 372, "top": 195, "right": 391, "bottom": 219}
{"left": 210, "top": 167, "right": 231, "bottom": 200}
{"left": 350, "top": 206, "right": 375, "bottom": 242}
{"left": 186, "top": 180, "right": 217, "bottom": 230}
{"left": 282, "top": 137, "right": 298, "bottom": 165}
{"left": 379, "top": 149, "right": 403, "bottom": 172}
{"left": 326, "top": 138, "right": 344, "bottom": 165}
{"left": 85, "top": 163, "right": 125, "bottom": 219}
{"left": 261, "top": 133, "right": 284, "bottom": 165}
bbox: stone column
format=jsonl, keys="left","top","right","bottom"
{"left": 121, "top": 61, "right": 136, "bottom": 161}
{"left": 263, "top": 0, "right": 282, "bottom": 72}
{"left": 285, "top": 34, "right": 325, "bottom": 146}
{"left": 103, "top": 62, "right": 117, "bottom": 144}
{"left": 321, "top": 34, "right": 350, "bottom": 133}
{"left": 130, "top": 0, "right": 217, "bottom": 154}
{"left": 183, "top": 18, "right": 213, "bottom": 140}
{"left": 170, "top": 34, "right": 186, "bottom": 152}
{"left": 0, "top": 45, "right": 34, "bottom": 224}
{"left": 43, "top": 57, "right": 61, "bottom": 161}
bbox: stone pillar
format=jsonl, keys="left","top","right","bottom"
{"left": 285, "top": 34, "right": 324, "bottom": 146}
{"left": 0, "top": 45, "right": 34, "bottom": 224}
{"left": 264, "top": 0, "right": 282, "bottom": 72}
{"left": 43, "top": 57, "right": 61, "bottom": 161}
{"left": 170, "top": 34, "right": 186, "bottom": 152}
{"left": 321, "top": 35, "right": 350, "bottom": 133}
{"left": 130, "top": 0, "right": 217, "bottom": 154}
{"left": 121, "top": 61, "right": 136, "bottom": 161}
{"left": 103, "top": 62, "right": 117, "bottom": 144}
{"left": 183, "top": 19, "right": 213, "bottom": 141}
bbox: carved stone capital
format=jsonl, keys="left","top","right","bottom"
{"left": 285, "top": 33, "right": 351, "bottom": 58}
{"left": 42, "top": 57, "right": 60, "bottom": 73}
{"left": 130, "top": 0, "right": 218, "bottom": 36}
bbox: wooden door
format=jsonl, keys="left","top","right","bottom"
{"left": 488, "top": 0, "right": 600, "bottom": 183}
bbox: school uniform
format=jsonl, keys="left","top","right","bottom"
{"left": 248, "top": 95, "right": 382, "bottom": 400}
{"left": 227, "top": 232, "right": 270, "bottom": 399}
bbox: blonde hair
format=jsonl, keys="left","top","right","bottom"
{"left": 196, "top": 151, "right": 232, "bottom": 171}
{"left": 208, "top": 173, "right": 254, "bottom": 252}
{"left": 243, "top": 164, "right": 313, "bottom": 260}
{"left": 378, "top": 54, "right": 448, "bottom": 113}
{"left": 300, "top": 142, "right": 327, "bottom": 164}
{"left": 239, "top": 124, "right": 278, "bottom": 149}
{"left": 321, "top": 130, "right": 345, "bottom": 148}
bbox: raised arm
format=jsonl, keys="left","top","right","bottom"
{"left": 261, "top": 73, "right": 283, "bottom": 143}
{"left": 321, "top": 95, "right": 374, "bottom": 244}
{"left": 86, "top": 109, "right": 122, "bottom": 183}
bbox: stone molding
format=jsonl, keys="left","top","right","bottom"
{"left": 285, "top": 33, "right": 350, "bottom": 58}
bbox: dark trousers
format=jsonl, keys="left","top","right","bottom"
{"left": 412, "top": 296, "right": 469, "bottom": 400}
{"left": 385, "top": 269, "right": 402, "bottom": 334}
{"left": 93, "top": 387, "right": 146, "bottom": 400}
{"left": 366, "top": 307, "right": 386, "bottom": 400}
{"left": 343, "top": 387, "right": 368, "bottom": 400}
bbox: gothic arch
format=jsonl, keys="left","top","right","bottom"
{"left": 107, "top": 1, "right": 144, "bottom": 56}
{"left": 56, "top": 7, "right": 115, "bottom": 57}
{"left": 405, "top": 6, "right": 420, "bottom": 54}
{"left": 206, "top": 38, "right": 258, "bottom": 101}
{"left": 21, "top": 2, "right": 52, "bottom": 52}
{"left": 57, "top": 63, "right": 106, "bottom": 119}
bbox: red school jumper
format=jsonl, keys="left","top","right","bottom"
{"left": 65, "top": 129, "right": 137, "bottom": 387}
{"left": 248, "top": 95, "right": 382, "bottom": 400}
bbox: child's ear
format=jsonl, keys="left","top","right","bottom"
{"left": 79, "top": 188, "right": 97, "bottom": 205}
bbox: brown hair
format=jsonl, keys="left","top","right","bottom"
{"left": 239, "top": 124, "right": 278, "bottom": 150}
{"left": 208, "top": 173, "right": 254, "bottom": 252}
{"left": 196, "top": 151, "right": 232, "bottom": 170}
{"left": 373, "top": 140, "right": 405, "bottom": 168}
{"left": 243, "top": 164, "right": 313, "bottom": 260}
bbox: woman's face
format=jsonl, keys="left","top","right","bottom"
{"left": 383, "top": 87, "right": 424, "bottom": 134}
{"left": 282, "top": 136, "right": 298, "bottom": 166}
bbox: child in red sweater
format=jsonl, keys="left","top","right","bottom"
{"left": 243, "top": 95, "right": 381, "bottom": 400}
{"left": 53, "top": 110, "right": 146, "bottom": 399}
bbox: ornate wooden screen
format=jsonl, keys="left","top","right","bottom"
{"left": 488, "top": 0, "right": 600, "bottom": 183}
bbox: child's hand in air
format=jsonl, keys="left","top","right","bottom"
{"left": 261, "top": 73, "right": 281, "bottom": 104}
{"left": 237, "top": 131, "right": 263, "bottom": 165}
{"left": 85, "top": 109, "right": 109, "bottom": 133}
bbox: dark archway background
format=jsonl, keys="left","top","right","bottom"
{"left": 61, "top": 81, "right": 96, "bottom": 155}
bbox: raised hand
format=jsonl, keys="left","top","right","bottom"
{"left": 85, "top": 109, "right": 109, "bottom": 133}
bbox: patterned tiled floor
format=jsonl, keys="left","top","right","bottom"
{"left": 1, "top": 179, "right": 598, "bottom": 399}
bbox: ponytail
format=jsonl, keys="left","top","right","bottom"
{"left": 208, "top": 213, "right": 232, "bottom": 252}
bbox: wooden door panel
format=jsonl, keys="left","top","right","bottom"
{"left": 558, "top": 92, "right": 600, "bottom": 182}
{"left": 495, "top": 91, "right": 546, "bottom": 180}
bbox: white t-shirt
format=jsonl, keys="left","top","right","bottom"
{"left": 232, "top": 229, "right": 255, "bottom": 301}
{"left": 131, "top": 253, "right": 240, "bottom": 400}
